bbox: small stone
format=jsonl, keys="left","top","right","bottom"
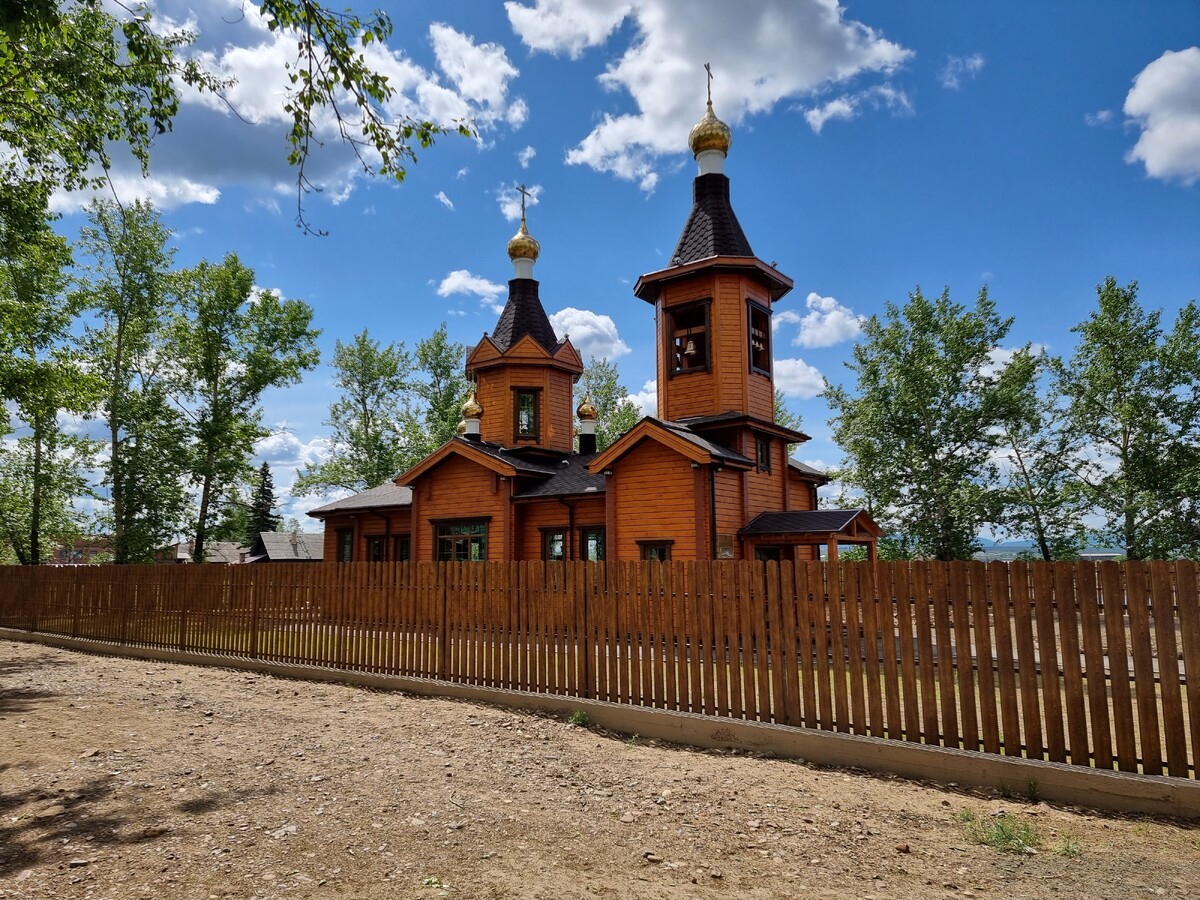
{"left": 80, "top": 748, "right": 100, "bottom": 759}
{"left": 68, "top": 858, "right": 94, "bottom": 868}
{"left": 620, "top": 812, "right": 636, "bottom": 823}
{"left": 36, "top": 804, "right": 67, "bottom": 818}
{"left": 644, "top": 853, "right": 663, "bottom": 864}
{"left": 710, "top": 870, "right": 723, "bottom": 879}
{"left": 895, "top": 843, "right": 910, "bottom": 853}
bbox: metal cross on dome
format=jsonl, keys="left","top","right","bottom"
{"left": 705, "top": 62, "right": 712, "bottom": 104}
{"left": 517, "top": 183, "right": 531, "bottom": 219}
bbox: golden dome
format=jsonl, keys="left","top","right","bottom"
{"left": 456, "top": 419, "right": 468, "bottom": 435}
{"left": 461, "top": 389, "right": 483, "bottom": 419}
{"left": 576, "top": 394, "right": 598, "bottom": 421}
{"left": 688, "top": 99, "right": 732, "bottom": 157}
{"left": 506, "top": 217, "right": 540, "bottom": 261}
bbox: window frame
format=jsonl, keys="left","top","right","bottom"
{"left": 637, "top": 539, "right": 674, "bottom": 562}
{"left": 433, "top": 519, "right": 489, "bottom": 562}
{"left": 580, "top": 526, "right": 606, "bottom": 562}
{"left": 756, "top": 435, "right": 772, "bottom": 474}
{"left": 393, "top": 533, "right": 411, "bottom": 562}
{"left": 365, "top": 534, "right": 386, "bottom": 563}
{"left": 540, "top": 526, "right": 568, "bottom": 561}
{"left": 748, "top": 299, "right": 772, "bottom": 376}
{"left": 335, "top": 528, "right": 354, "bottom": 562}
{"left": 512, "top": 387, "right": 541, "bottom": 441}
{"left": 666, "top": 300, "right": 711, "bottom": 376}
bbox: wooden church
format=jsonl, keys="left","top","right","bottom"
{"left": 309, "top": 94, "right": 880, "bottom": 564}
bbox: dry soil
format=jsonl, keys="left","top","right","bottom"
{"left": 1, "top": 639, "right": 1198, "bottom": 899}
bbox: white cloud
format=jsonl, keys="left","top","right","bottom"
{"left": 549, "top": 307, "right": 631, "bottom": 359}
{"left": 456, "top": 166, "right": 471, "bottom": 179}
{"left": 497, "top": 182, "right": 543, "bottom": 221}
{"left": 436, "top": 269, "right": 507, "bottom": 313}
{"left": 518, "top": 145, "right": 537, "bottom": 168}
{"left": 940, "top": 53, "right": 984, "bottom": 90}
{"left": 774, "top": 358, "right": 825, "bottom": 398}
{"left": 435, "top": 190, "right": 455, "bottom": 210}
{"left": 627, "top": 379, "right": 658, "bottom": 416}
{"left": 507, "top": 0, "right": 911, "bottom": 189}
{"left": 55, "top": 4, "right": 529, "bottom": 216}
{"left": 1085, "top": 109, "right": 1115, "bottom": 127}
{"left": 803, "top": 83, "right": 912, "bottom": 134}
{"left": 980, "top": 343, "right": 1046, "bottom": 379}
{"left": 1124, "top": 46, "right": 1200, "bottom": 185}
{"left": 50, "top": 171, "right": 220, "bottom": 214}
{"left": 782, "top": 292, "right": 864, "bottom": 348}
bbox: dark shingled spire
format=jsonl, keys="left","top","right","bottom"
{"left": 670, "top": 173, "right": 754, "bottom": 265}
{"left": 490, "top": 278, "right": 560, "bottom": 354}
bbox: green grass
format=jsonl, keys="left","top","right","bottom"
{"left": 958, "top": 809, "right": 1042, "bottom": 854}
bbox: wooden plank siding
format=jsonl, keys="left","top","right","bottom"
{"left": 608, "top": 440, "right": 701, "bottom": 559}
{"left": 5, "top": 560, "right": 1195, "bottom": 780}
{"left": 411, "top": 454, "right": 509, "bottom": 561}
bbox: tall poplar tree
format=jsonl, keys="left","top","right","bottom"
{"left": 172, "top": 253, "right": 319, "bottom": 562}
{"left": 79, "top": 198, "right": 191, "bottom": 563}
{"left": 1057, "top": 277, "right": 1200, "bottom": 559}
{"left": 825, "top": 286, "right": 1032, "bottom": 560}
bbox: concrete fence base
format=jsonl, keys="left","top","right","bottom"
{"left": 5, "top": 627, "right": 1197, "bottom": 820}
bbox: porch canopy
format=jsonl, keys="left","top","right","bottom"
{"left": 739, "top": 508, "right": 881, "bottom": 565}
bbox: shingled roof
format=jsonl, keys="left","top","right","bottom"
{"left": 671, "top": 173, "right": 754, "bottom": 265}
{"left": 513, "top": 453, "right": 606, "bottom": 498}
{"left": 739, "top": 509, "right": 868, "bottom": 536}
{"left": 490, "top": 278, "right": 561, "bottom": 354}
{"left": 307, "top": 481, "right": 412, "bottom": 517}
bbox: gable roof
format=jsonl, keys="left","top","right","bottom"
{"left": 490, "top": 278, "right": 561, "bottom": 354}
{"left": 513, "top": 453, "right": 605, "bottom": 499}
{"left": 788, "top": 458, "right": 831, "bottom": 485}
{"left": 158, "top": 541, "right": 247, "bottom": 564}
{"left": 589, "top": 416, "right": 753, "bottom": 473}
{"left": 250, "top": 532, "right": 324, "bottom": 561}
{"left": 671, "top": 173, "right": 754, "bottom": 265}
{"left": 739, "top": 509, "right": 880, "bottom": 538}
{"left": 396, "top": 436, "right": 558, "bottom": 485}
{"left": 307, "top": 481, "right": 413, "bottom": 517}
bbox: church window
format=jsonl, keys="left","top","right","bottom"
{"left": 542, "top": 528, "right": 567, "bottom": 561}
{"left": 668, "top": 302, "right": 709, "bottom": 374}
{"left": 581, "top": 527, "right": 606, "bottom": 561}
{"left": 638, "top": 540, "right": 673, "bottom": 561}
{"left": 756, "top": 436, "right": 772, "bottom": 473}
{"left": 514, "top": 389, "right": 539, "bottom": 440}
{"left": 748, "top": 301, "right": 771, "bottom": 375}
{"left": 336, "top": 528, "right": 354, "bottom": 562}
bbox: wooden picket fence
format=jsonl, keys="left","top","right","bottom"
{"left": 1, "top": 559, "right": 1197, "bottom": 779}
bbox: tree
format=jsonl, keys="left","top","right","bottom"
{"left": 78, "top": 198, "right": 191, "bottom": 563}
{"left": 172, "top": 253, "right": 320, "bottom": 562}
{"left": 292, "top": 329, "right": 415, "bottom": 495}
{"left": 0, "top": 185, "right": 100, "bottom": 563}
{"left": 825, "top": 286, "right": 1032, "bottom": 561}
{"left": 575, "top": 356, "right": 641, "bottom": 451}
{"left": 247, "top": 462, "right": 282, "bottom": 542}
{"left": 1056, "top": 277, "right": 1200, "bottom": 559}
{"left": 411, "top": 323, "right": 471, "bottom": 457}
{"left": 1, "top": 2, "right": 468, "bottom": 232}
{"left": 995, "top": 357, "right": 1088, "bottom": 560}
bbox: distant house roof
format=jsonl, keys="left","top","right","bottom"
{"left": 158, "top": 541, "right": 247, "bottom": 564}
{"left": 307, "top": 482, "right": 413, "bottom": 517}
{"left": 739, "top": 509, "right": 875, "bottom": 537}
{"left": 247, "top": 532, "right": 324, "bottom": 562}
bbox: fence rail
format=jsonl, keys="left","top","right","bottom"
{"left": 2, "top": 559, "right": 1197, "bottom": 779}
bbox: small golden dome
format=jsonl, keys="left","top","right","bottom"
{"left": 506, "top": 217, "right": 540, "bottom": 261}
{"left": 461, "top": 389, "right": 483, "bottom": 419}
{"left": 576, "top": 394, "right": 598, "bottom": 421}
{"left": 456, "top": 419, "right": 468, "bottom": 435}
{"left": 688, "top": 99, "right": 732, "bottom": 157}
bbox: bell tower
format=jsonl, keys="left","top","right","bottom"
{"left": 634, "top": 72, "right": 792, "bottom": 423}
{"left": 464, "top": 192, "right": 583, "bottom": 451}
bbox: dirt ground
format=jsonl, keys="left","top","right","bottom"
{"left": 1, "top": 639, "right": 1197, "bottom": 900}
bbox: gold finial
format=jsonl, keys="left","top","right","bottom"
{"left": 506, "top": 186, "right": 541, "bottom": 262}
{"left": 456, "top": 419, "right": 468, "bottom": 435}
{"left": 689, "top": 63, "right": 732, "bottom": 157}
{"left": 576, "top": 393, "right": 598, "bottom": 421}
{"left": 461, "top": 388, "right": 483, "bottom": 419}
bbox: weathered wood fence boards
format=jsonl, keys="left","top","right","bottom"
{"left": 1, "top": 559, "right": 1197, "bottom": 779}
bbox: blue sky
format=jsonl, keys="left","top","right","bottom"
{"left": 52, "top": 1, "right": 1200, "bottom": 526}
